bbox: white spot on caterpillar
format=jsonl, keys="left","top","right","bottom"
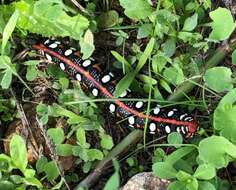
{"left": 92, "top": 88, "right": 98, "bottom": 96}
{"left": 76, "top": 73, "right": 82, "bottom": 81}
{"left": 109, "top": 104, "right": 116, "bottom": 113}
{"left": 176, "top": 127, "right": 181, "bottom": 133}
{"left": 45, "top": 54, "right": 52, "bottom": 61}
{"left": 109, "top": 72, "right": 114, "bottom": 77}
{"left": 184, "top": 117, "right": 193, "bottom": 121}
{"left": 165, "top": 125, "right": 171, "bottom": 133}
{"left": 82, "top": 60, "right": 91, "bottom": 67}
{"left": 59, "top": 62, "right": 66, "bottom": 71}
{"left": 135, "top": 101, "right": 143, "bottom": 109}
{"left": 149, "top": 123, "right": 156, "bottom": 132}
{"left": 167, "top": 110, "right": 174, "bottom": 117}
{"left": 120, "top": 90, "right": 127, "bottom": 98}
{"left": 180, "top": 114, "right": 188, "bottom": 120}
{"left": 153, "top": 106, "right": 160, "bottom": 115}
{"left": 101, "top": 75, "right": 111, "bottom": 83}
{"left": 128, "top": 116, "right": 135, "bottom": 125}
{"left": 129, "top": 125, "right": 134, "bottom": 128}
{"left": 49, "top": 43, "right": 58, "bottom": 49}
{"left": 44, "top": 39, "right": 50, "bottom": 44}
{"left": 181, "top": 126, "right": 186, "bottom": 134}
{"left": 64, "top": 49, "right": 73, "bottom": 56}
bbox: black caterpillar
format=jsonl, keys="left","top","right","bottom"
{"left": 32, "top": 39, "right": 199, "bottom": 139}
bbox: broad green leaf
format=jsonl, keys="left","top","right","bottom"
{"left": 44, "top": 161, "right": 60, "bottom": 181}
{"left": 119, "top": 0, "right": 152, "bottom": 20}
{"left": 47, "top": 128, "right": 65, "bottom": 144}
{"left": 15, "top": 0, "right": 89, "bottom": 40}
{"left": 97, "top": 10, "right": 119, "bottom": 28}
{"left": 163, "top": 65, "right": 184, "bottom": 85}
{"left": 10, "top": 135, "right": 27, "bottom": 172}
{"left": 23, "top": 168, "right": 35, "bottom": 178}
{"left": 232, "top": 49, "right": 236, "bottom": 65}
{"left": 167, "top": 132, "right": 183, "bottom": 147}
{"left": 204, "top": 67, "right": 233, "bottom": 92}
{"left": 0, "top": 181, "right": 15, "bottom": 190}
{"left": 209, "top": 7, "right": 236, "bottom": 41}
{"left": 87, "top": 149, "right": 103, "bottom": 161}
{"left": 163, "top": 38, "right": 176, "bottom": 57}
{"left": 23, "top": 177, "right": 43, "bottom": 188}
{"left": 76, "top": 128, "right": 86, "bottom": 146}
{"left": 137, "top": 24, "right": 152, "bottom": 39}
{"left": 36, "top": 156, "right": 48, "bottom": 174}
{"left": 168, "top": 181, "right": 186, "bottom": 190}
{"left": 182, "top": 13, "right": 198, "bottom": 31}
{"left": 1, "top": 10, "right": 19, "bottom": 55}
{"left": 100, "top": 134, "right": 114, "bottom": 150}
{"left": 26, "top": 65, "right": 37, "bottom": 81}
{"left": 80, "top": 29, "right": 95, "bottom": 59}
{"left": 198, "top": 181, "right": 216, "bottom": 190}
{"left": 193, "top": 164, "right": 216, "bottom": 180}
{"left": 176, "top": 171, "right": 198, "bottom": 190}
{"left": 152, "top": 162, "right": 177, "bottom": 179}
{"left": 214, "top": 89, "right": 236, "bottom": 143}
{"left": 1, "top": 69, "right": 13, "bottom": 89}
{"left": 198, "top": 136, "right": 236, "bottom": 169}
{"left": 56, "top": 144, "right": 73, "bottom": 156}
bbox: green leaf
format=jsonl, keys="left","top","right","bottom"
{"left": 152, "top": 162, "right": 177, "bottom": 179}
{"left": 1, "top": 69, "right": 13, "bottom": 89}
{"left": 204, "top": 67, "right": 233, "bottom": 92}
{"left": 23, "top": 168, "right": 35, "bottom": 178}
{"left": 167, "top": 132, "right": 183, "bottom": 147}
{"left": 119, "top": 0, "right": 152, "bottom": 20}
{"left": 0, "top": 181, "right": 15, "bottom": 190}
{"left": 193, "top": 164, "right": 216, "bottom": 180}
{"left": 26, "top": 65, "right": 37, "bottom": 81}
{"left": 44, "top": 161, "right": 60, "bottom": 181}
{"left": 80, "top": 29, "right": 95, "bottom": 59}
{"left": 182, "top": 13, "right": 198, "bottom": 31}
{"left": 137, "top": 24, "right": 152, "bottom": 39}
{"left": 163, "top": 38, "right": 176, "bottom": 57}
{"left": 56, "top": 144, "right": 73, "bottom": 156}
{"left": 104, "top": 160, "right": 120, "bottom": 190}
{"left": 101, "top": 134, "right": 114, "bottom": 150}
{"left": 198, "top": 136, "right": 236, "bottom": 169}
{"left": 232, "top": 49, "right": 236, "bottom": 65}
{"left": 23, "top": 177, "right": 43, "bottom": 188}
{"left": 10, "top": 135, "right": 27, "bottom": 172}
{"left": 97, "top": 10, "right": 119, "bottom": 28}
{"left": 160, "top": 79, "right": 172, "bottom": 93}
{"left": 36, "top": 156, "right": 48, "bottom": 174}
{"left": 1, "top": 10, "right": 19, "bottom": 55}
{"left": 163, "top": 65, "right": 184, "bottom": 85}
{"left": 209, "top": 7, "right": 236, "bottom": 41}
{"left": 15, "top": 0, "right": 89, "bottom": 40}
{"left": 198, "top": 181, "right": 216, "bottom": 190}
{"left": 168, "top": 181, "right": 186, "bottom": 190}
{"left": 87, "top": 149, "right": 104, "bottom": 161}
{"left": 76, "top": 128, "right": 86, "bottom": 146}
{"left": 214, "top": 89, "right": 236, "bottom": 143}
{"left": 47, "top": 128, "right": 65, "bottom": 144}
{"left": 176, "top": 171, "right": 198, "bottom": 190}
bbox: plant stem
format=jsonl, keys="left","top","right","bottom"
{"left": 167, "top": 39, "right": 236, "bottom": 101}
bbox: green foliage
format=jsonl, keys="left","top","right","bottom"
{"left": 14, "top": 0, "right": 89, "bottom": 40}
{"left": 204, "top": 67, "right": 233, "bottom": 92}
{"left": 209, "top": 7, "right": 236, "bottom": 41}
{"left": 119, "top": 0, "right": 152, "bottom": 20}
{"left": 214, "top": 89, "right": 236, "bottom": 143}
